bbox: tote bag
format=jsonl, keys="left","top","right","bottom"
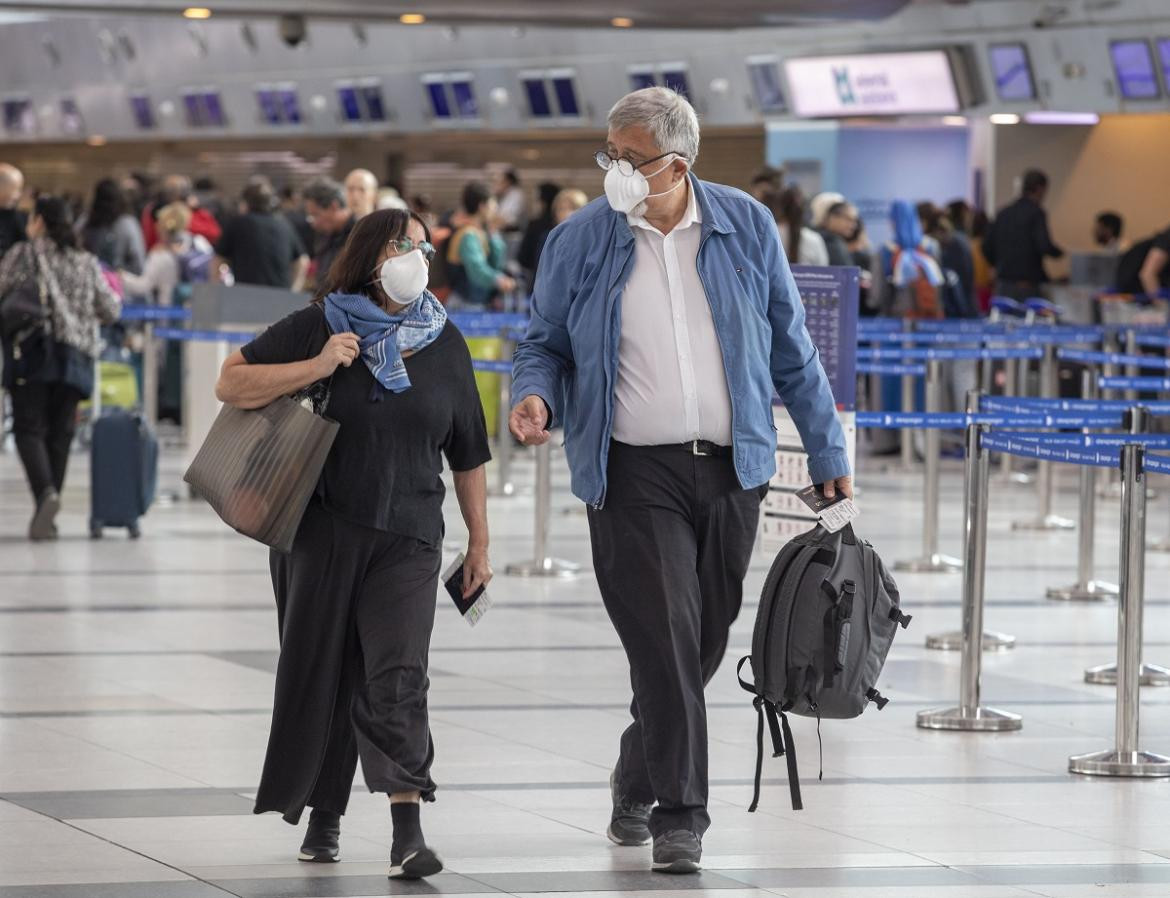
{"left": 184, "top": 386, "right": 338, "bottom": 553}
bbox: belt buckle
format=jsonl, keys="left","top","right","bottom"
{"left": 691, "top": 439, "right": 711, "bottom": 457}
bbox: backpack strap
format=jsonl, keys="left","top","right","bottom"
{"left": 749, "top": 696, "right": 766, "bottom": 813}
{"left": 735, "top": 655, "right": 756, "bottom": 695}
{"left": 821, "top": 579, "right": 855, "bottom": 689}
{"left": 768, "top": 703, "right": 804, "bottom": 811}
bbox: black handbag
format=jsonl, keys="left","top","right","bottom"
{"left": 0, "top": 245, "right": 48, "bottom": 344}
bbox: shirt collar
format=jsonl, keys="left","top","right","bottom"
{"left": 627, "top": 178, "right": 702, "bottom": 235}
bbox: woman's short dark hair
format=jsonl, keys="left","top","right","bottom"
{"left": 35, "top": 195, "right": 78, "bottom": 251}
{"left": 85, "top": 178, "right": 127, "bottom": 232}
{"left": 315, "top": 208, "right": 431, "bottom": 303}
{"left": 461, "top": 181, "right": 491, "bottom": 216}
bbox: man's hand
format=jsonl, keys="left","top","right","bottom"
{"left": 822, "top": 475, "right": 853, "bottom": 501}
{"left": 462, "top": 546, "right": 493, "bottom": 599}
{"left": 509, "top": 395, "right": 550, "bottom": 446}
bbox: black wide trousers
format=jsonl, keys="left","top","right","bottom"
{"left": 587, "top": 442, "right": 763, "bottom": 837}
{"left": 254, "top": 499, "right": 442, "bottom": 824}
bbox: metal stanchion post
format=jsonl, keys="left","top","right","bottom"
{"left": 900, "top": 372, "right": 916, "bottom": 471}
{"left": 1099, "top": 333, "right": 1123, "bottom": 498}
{"left": 504, "top": 440, "right": 580, "bottom": 578}
{"left": 1070, "top": 444, "right": 1170, "bottom": 777}
{"left": 926, "top": 390, "right": 1016, "bottom": 653}
{"left": 1125, "top": 329, "right": 1140, "bottom": 405}
{"left": 1085, "top": 408, "right": 1170, "bottom": 686}
{"left": 998, "top": 356, "right": 1032, "bottom": 484}
{"left": 491, "top": 334, "right": 516, "bottom": 498}
{"left": 896, "top": 359, "right": 961, "bottom": 573}
{"left": 1047, "top": 369, "right": 1117, "bottom": 601}
{"left": 1013, "top": 343, "right": 1074, "bottom": 530}
{"left": 142, "top": 322, "right": 159, "bottom": 430}
{"left": 918, "top": 423, "right": 1023, "bottom": 731}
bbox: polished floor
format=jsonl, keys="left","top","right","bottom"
{"left": 4, "top": 433, "right": 1170, "bottom": 898}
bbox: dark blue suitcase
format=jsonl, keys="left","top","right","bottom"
{"left": 90, "top": 409, "right": 158, "bottom": 539}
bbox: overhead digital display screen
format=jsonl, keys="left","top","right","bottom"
{"left": 1159, "top": 39, "right": 1170, "bottom": 88}
{"left": 1111, "top": 40, "right": 1161, "bottom": 99}
{"left": 988, "top": 43, "right": 1036, "bottom": 102}
{"left": 785, "top": 51, "right": 960, "bottom": 117}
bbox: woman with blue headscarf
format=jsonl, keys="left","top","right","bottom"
{"left": 215, "top": 208, "right": 492, "bottom": 879}
{"left": 879, "top": 200, "right": 944, "bottom": 319}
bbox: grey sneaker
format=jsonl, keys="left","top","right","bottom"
{"left": 607, "top": 768, "right": 652, "bottom": 846}
{"left": 652, "top": 829, "right": 702, "bottom": 874}
{"left": 29, "top": 489, "right": 60, "bottom": 541}
{"left": 298, "top": 808, "right": 340, "bottom": 862}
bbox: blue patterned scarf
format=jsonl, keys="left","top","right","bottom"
{"left": 322, "top": 290, "right": 448, "bottom": 398}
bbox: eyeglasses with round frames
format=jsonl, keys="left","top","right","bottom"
{"left": 386, "top": 237, "right": 436, "bottom": 263}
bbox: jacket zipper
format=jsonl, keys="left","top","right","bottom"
{"left": 593, "top": 249, "right": 633, "bottom": 509}
{"left": 695, "top": 229, "right": 741, "bottom": 482}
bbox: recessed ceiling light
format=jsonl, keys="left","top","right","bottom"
{"left": 183, "top": 7, "right": 212, "bottom": 19}
{"left": 86, "top": 134, "right": 107, "bottom": 146}
{"left": 989, "top": 113, "right": 1020, "bottom": 125}
{"left": 611, "top": 16, "right": 634, "bottom": 28}
{"left": 942, "top": 115, "right": 968, "bottom": 127}
{"left": 399, "top": 12, "right": 425, "bottom": 24}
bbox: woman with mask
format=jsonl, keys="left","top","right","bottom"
{"left": 215, "top": 209, "right": 492, "bottom": 879}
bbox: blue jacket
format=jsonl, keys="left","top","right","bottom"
{"left": 511, "top": 175, "right": 850, "bottom": 508}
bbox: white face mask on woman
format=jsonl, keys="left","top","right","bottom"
{"left": 376, "top": 250, "right": 429, "bottom": 306}
{"left": 603, "top": 156, "right": 687, "bottom": 217}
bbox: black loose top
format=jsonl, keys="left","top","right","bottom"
{"left": 240, "top": 304, "right": 491, "bottom": 544}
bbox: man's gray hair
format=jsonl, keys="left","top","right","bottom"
{"left": 607, "top": 87, "right": 700, "bottom": 166}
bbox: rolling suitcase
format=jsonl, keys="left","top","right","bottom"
{"left": 90, "top": 408, "right": 158, "bottom": 539}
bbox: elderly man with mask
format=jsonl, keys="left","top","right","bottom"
{"left": 509, "top": 87, "right": 850, "bottom": 874}
{"left": 343, "top": 169, "right": 379, "bottom": 220}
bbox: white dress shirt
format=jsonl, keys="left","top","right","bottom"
{"left": 612, "top": 182, "right": 734, "bottom": 447}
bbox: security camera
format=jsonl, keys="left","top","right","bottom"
{"left": 278, "top": 14, "right": 307, "bottom": 48}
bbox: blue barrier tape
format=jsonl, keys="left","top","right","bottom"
{"left": 470, "top": 359, "right": 513, "bottom": 374}
{"left": 153, "top": 326, "right": 257, "bottom": 343}
{"left": 449, "top": 312, "right": 529, "bottom": 331}
{"left": 856, "top": 411, "right": 1123, "bottom": 429}
{"left": 1058, "top": 348, "right": 1170, "bottom": 371}
{"left": 914, "top": 319, "right": 1011, "bottom": 333}
{"left": 857, "top": 346, "right": 1043, "bottom": 362}
{"left": 1146, "top": 453, "right": 1170, "bottom": 476}
{"left": 1099, "top": 376, "right": 1170, "bottom": 391}
{"left": 992, "top": 329, "right": 1104, "bottom": 345}
{"left": 994, "top": 431, "right": 1170, "bottom": 448}
{"left": 119, "top": 305, "right": 192, "bottom": 322}
{"left": 980, "top": 433, "right": 1120, "bottom": 468}
{"left": 856, "top": 363, "right": 926, "bottom": 376}
{"left": 980, "top": 396, "right": 1170, "bottom": 415}
{"left": 1134, "top": 333, "right": 1170, "bottom": 349}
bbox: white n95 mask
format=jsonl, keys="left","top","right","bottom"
{"left": 377, "top": 251, "right": 429, "bottom": 305}
{"left": 604, "top": 156, "right": 686, "bottom": 217}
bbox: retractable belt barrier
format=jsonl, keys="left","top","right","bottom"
{"left": 858, "top": 346, "right": 1044, "bottom": 362}
{"left": 1059, "top": 348, "right": 1170, "bottom": 371}
{"left": 856, "top": 362, "right": 926, "bottom": 377}
{"left": 1100, "top": 376, "right": 1170, "bottom": 392}
{"left": 857, "top": 411, "right": 1124, "bottom": 429}
{"left": 153, "top": 326, "right": 256, "bottom": 343}
{"left": 470, "top": 360, "right": 514, "bottom": 375}
{"left": 118, "top": 305, "right": 192, "bottom": 322}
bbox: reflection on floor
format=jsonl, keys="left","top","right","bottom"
{"left": 4, "top": 440, "right": 1170, "bottom": 898}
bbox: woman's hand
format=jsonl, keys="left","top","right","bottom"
{"left": 463, "top": 546, "right": 493, "bottom": 598}
{"left": 315, "top": 332, "right": 361, "bottom": 378}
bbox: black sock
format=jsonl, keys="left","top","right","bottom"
{"left": 390, "top": 801, "right": 424, "bottom": 859}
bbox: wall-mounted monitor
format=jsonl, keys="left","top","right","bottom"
{"left": 661, "top": 66, "right": 691, "bottom": 99}
{"left": 521, "top": 69, "right": 581, "bottom": 120}
{"left": 360, "top": 83, "right": 386, "bottom": 121}
{"left": 129, "top": 94, "right": 155, "bottom": 129}
{"left": 747, "top": 56, "right": 787, "bottom": 113}
{"left": 988, "top": 43, "right": 1036, "bottom": 102}
{"left": 423, "top": 73, "right": 478, "bottom": 121}
{"left": 1159, "top": 39, "right": 1170, "bottom": 89}
{"left": 182, "top": 90, "right": 226, "bottom": 128}
{"left": 785, "top": 50, "right": 961, "bottom": 117}
{"left": 2, "top": 98, "right": 34, "bottom": 134}
{"left": 549, "top": 71, "right": 580, "bottom": 116}
{"left": 257, "top": 85, "right": 301, "bottom": 125}
{"left": 60, "top": 98, "right": 84, "bottom": 135}
{"left": 1111, "top": 39, "right": 1161, "bottom": 100}
{"left": 628, "top": 67, "right": 657, "bottom": 92}
{"left": 257, "top": 89, "right": 281, "bottom": 125}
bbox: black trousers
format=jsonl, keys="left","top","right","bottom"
{"left": 587, "top": 442, "right": 763, "bottom": 837}
{"left": 254, "top": 499, "right": 442, "bottom": 824}
{"left": 995, "top": 280, "right": 1042, "bottom": 302}
{"left": 10, "top": 381, "right": 83, "bottom": 501}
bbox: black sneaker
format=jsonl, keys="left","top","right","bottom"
{"left": 298, "top": 808, "right": 340, "bottom": 863}
{"left": 652, "top": 829, "right": 701, "bottom": 874}
{"left": 29, "top": 489, "right": 60, "bottom": 541}
{"left": 388, "top": 845, "right": 444, "bottom": 880}
{"left": 607, "top": 768, "right": 652, "bottom": 847}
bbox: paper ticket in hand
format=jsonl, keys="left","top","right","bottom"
{"left": 442, "top": 554, "right": 492, "bottom": 627}
{"left": 795, "top": 485, "right": 860, "bottom": 533}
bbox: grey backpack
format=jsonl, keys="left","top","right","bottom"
{"left": 737, "top": 523, "right": 909, "bottom": 811}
